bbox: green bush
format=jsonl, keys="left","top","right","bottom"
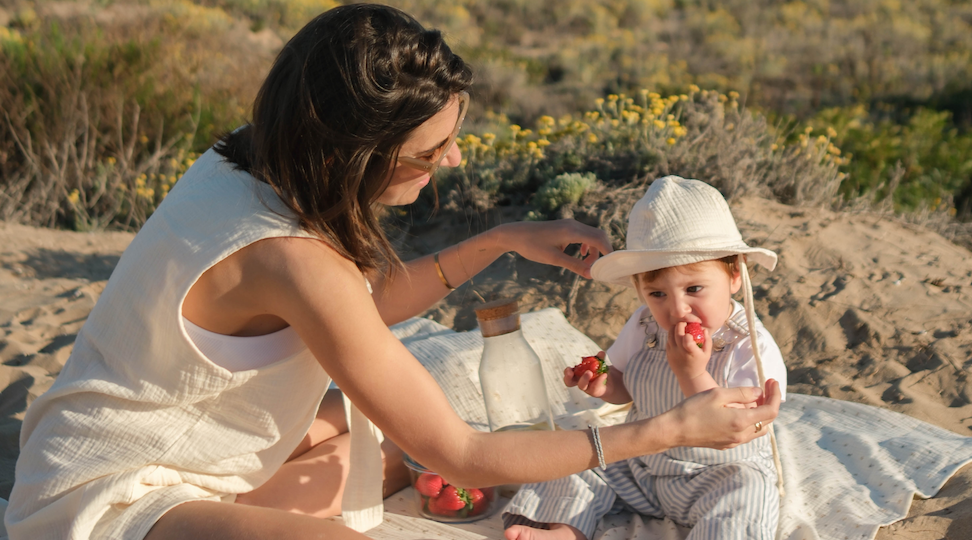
{"left": 535, "top": 172, "right": 598, "bottom": 213}
{"left": 433, "top": 89, "right": 845, "bottom": 245}
{"left": 0, "top": 1, "right": 269, "bottom": 229}
{"left": 808, "top": 105, "right": 972, "bottom": 213}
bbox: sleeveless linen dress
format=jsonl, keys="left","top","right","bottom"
{"left": 5, "top": 148, "right": 381, "bottom": 539}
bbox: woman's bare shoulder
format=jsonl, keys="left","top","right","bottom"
{"left": 184, "top": 236, "right": 365, "bottom": 335}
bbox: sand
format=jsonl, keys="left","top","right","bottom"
{"left": 1, "top": 197, "right": 971, "bottom": 538}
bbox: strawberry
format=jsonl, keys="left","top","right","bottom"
{"left": 429, "top": 485, "right": 469, "bottom": 516}
{"left": 685, "top": 322, "right": 705, "bottom": 348}
{"left": 427, "top": 494, "right": 457, "bottom": 517}
{"left": 466, "top": 488, "right": 491, "bottom": 516}
{"left": 572, "top": 355, "right": 608, "bottom": 378}
{"left": 414, "top": 472, "right": 444, "bottom": 497}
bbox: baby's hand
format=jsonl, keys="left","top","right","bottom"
{"left": 666, "top": 322, "right": 712, "bottom": 382}
{"left": 565, "top": 351, "right": 609, "bottom": 398}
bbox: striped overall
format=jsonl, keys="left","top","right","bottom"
{"left": 504, "top": 308, "right": 781, "bottom": 540}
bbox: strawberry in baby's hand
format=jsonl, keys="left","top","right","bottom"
{"left": 573, "top": 355, "right": 608, "bottom": 379}
{"left": 415, "top": 472, "right": 444, "bottom": 497}
{"left": 685, "top": 322, "right": 705, "bottom": 348}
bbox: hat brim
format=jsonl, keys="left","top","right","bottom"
{"left": 591, "top": 246, "right": 778, "bottom": 287}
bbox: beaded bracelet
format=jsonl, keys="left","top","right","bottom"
{"left": 589, "top": 425, "right": 606, "bottom": 469}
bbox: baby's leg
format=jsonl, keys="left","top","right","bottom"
{"left": 503, "top": 470, "right": 617, "bottom": 540}
{"left": 659, "top": 460, "right": 779, "bottom": 540}
{"left": 504, "top": 520, "right": 585, "bottom": 540}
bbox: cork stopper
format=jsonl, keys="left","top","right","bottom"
{"left": 475, "top": 298, "right": 520, "bottom": 337}
{"left": 474, "top": 297, "right": 519, "bottom": 321}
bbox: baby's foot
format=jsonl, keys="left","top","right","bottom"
{"left": 505, "top": 523, "right": 586, "bottom": 540}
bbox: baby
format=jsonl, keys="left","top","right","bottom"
{"left": 504, "top": 176, "right": 787, "bottom": 540}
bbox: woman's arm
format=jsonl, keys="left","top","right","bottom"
{"left": 370, "top": 220, "right": 613, "bottom": 326}
{"left": 253, "top": 238, "right": 780, "bottom": 488}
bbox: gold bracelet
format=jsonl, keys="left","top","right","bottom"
{"left": 433, "top": 251, "right": 455, "bottom": 291}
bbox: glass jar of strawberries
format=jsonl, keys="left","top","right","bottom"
{"left": 403, "top": 453, "right": 498, "bottom": 522}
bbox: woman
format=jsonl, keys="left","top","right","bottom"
{"left": 5, "top": 5, "right": 780, "bottom": 540}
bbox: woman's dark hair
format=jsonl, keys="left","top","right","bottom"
{"left": 215, "top": 4, "right": 472, "bottom": 274}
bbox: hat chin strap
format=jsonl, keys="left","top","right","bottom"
{"left": 739, "top": 255, "right": 786, "bottom": 499}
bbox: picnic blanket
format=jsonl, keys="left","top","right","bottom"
{"left": 390, "top": 308, "right": 972, "bottom": 540}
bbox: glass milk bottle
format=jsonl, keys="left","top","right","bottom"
{"left": 475, "top": 298, "right": 555, "bottom": 432}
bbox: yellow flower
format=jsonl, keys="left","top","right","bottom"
{"left": 826, "top": 126, "right": 837, "bottom": 138}
{"left": 68, "top": 190, "right": 80, "bottom": 205}
{"left": 688, "top": 84, "right": 700, "bottom": 93}
{"left": 483, "top": 133, "right": 496, "bottom": 144}
{"left": 728, "top": 91, "right": 739, "bottom": 100}
{"left": 666, "top": 138, "right": 676, "bottom": 145}
{"left": 537, "top": 139, "right": 551, "bottom": 148}
{"left": 587, "top": 133, "right": 598, "bottom": 143}
{"left": 654, "top": 120, "right": 666, "bottom": 129}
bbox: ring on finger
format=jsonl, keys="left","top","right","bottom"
{"left": 754, "top": 421, "right": 763, "bottom": 433}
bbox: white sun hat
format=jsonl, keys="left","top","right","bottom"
{"left": 590, "top": 175, "right": 777, "bottom": 287}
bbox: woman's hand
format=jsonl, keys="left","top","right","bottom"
{"left": 659, "top": 379, "right": 782, "bottom": 450}
{"left": 495, "top": 220, "right": 612, "bottom": 278}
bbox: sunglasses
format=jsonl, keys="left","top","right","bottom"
{"left": 398, "top": 91, "right": 469, "bottom": 176}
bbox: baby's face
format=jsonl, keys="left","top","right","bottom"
{"left": 637, "top": 261, "right": 742, "bottom": 334}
